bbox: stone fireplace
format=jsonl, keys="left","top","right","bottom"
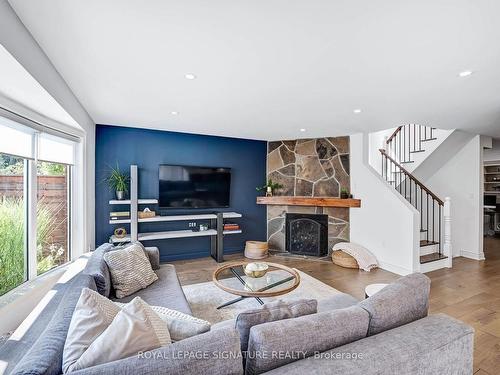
{"left": 265, "top": 136, "right": 351, "bottom": 254}
{"left": 285, "top": 213, "right": 328, "bottom": 256}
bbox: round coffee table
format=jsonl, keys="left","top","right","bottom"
{"left": 364, "top": 283, "right": 388, "bottom": 298}
{"left": 213, "top": 261, "right": 300, "bottom": 309}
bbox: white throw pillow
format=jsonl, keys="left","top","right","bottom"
{"left": 63, "top": 288, "right": 121, "bottom": 373}
{"left": 114, "top": 302, "right": 211, "bottom": 341}
{"left": 104, "top": 242, "right": 158, "bottom": 298}
{"left": 68, "top": 296, "right": 171, "bottom": 372}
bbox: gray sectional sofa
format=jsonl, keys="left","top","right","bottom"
{"left": 0, "top": 243, "right": 474, "bottom": 375}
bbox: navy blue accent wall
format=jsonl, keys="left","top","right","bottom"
{"left": 95, "top": 124, "right": 267, "bottom": 261}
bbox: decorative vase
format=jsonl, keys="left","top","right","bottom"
{"left": 266, "top": 186, "right": 273, "bottom": 197}
{"left": 116, "top": 190, "right": 124, "bottom": 200}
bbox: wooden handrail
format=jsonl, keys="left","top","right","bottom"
{"left": 379, "top": 149, "right": 444, "bottom": 205}
{"left": 386, "top": 126, "right": 403, "bottom": 144}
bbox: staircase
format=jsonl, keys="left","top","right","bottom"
{"left": 379, "top": 124, "right": 452, "bottom": 269}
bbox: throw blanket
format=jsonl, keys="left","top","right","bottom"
{"left": 332, "top": 242, "right": 379, "bottom": 272}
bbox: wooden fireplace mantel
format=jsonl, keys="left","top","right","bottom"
{"left": 256, "top": 196, "right": 361, "bottom": 208}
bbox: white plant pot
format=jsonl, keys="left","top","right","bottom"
{"left": 116, "top": 191, "right": 125, "bottom": 200}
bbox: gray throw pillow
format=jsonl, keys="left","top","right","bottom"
{"left": 246, "top": 305, "right": 369, "bottom": 374}
{"left": 358, "top": 272, "right": 431, "bottom": 335}
{"left": 83, "top": 243, "right": 114, "bottom": 297}
{"left": 104, "top": 243, "right": 158, "bottom": 298}
{"left": 236, "top": 299, "right": 317, "bottom": 352}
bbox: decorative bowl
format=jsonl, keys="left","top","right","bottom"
{"left": 244, "top": 262, "right": 269, "bottom": 278}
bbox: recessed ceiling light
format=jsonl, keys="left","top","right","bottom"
{"left": 300, "top": 128, "right": 306, "bottom": 132}
{"left": 458, "top": 70, "right": 473, "bottom": 77}
{"left": 171, "top": 111, "right": 179, "bottom": 115}
{"left": 353, "top": 109, "right": 362, "bottom": 114}
{"left": 185, "top": 73, "right": 196, "bottom": 80}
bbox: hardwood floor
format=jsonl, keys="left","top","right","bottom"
{"left": 172, "top": 237, "right": 500, "bottom": 374}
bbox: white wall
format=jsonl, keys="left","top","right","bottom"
{"left": 0, "top": 0, "right": 95, "bottom": 256}
{"left": 351, "top": 133, "right": 420, "bottom": 275}
{"left": 424, "top": 135, "right": 483, "bottom": 260}
{"left": 484, "top": 138, "right": 500, "bottom": 162}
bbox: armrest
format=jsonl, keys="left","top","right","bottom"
{"left": 144, "top": 246, "right": 160, "bottom": 270}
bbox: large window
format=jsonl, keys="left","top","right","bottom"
{"left": 37, "top": 161, "right": 70, "bottom": 275}
{"left": 0, "top": 117, "right": 76, "bottom": 295}
{"left": 0, "top": 154, "right": 27, "bottom": 295}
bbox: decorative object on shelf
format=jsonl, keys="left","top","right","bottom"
{"left": 223, "top": 222, "right": 240, "bottom": 231}
{"left": 113, "top": 227, "right": 127, "bottom": 238}
{"left": 243, "top": 262, "right": 269, "bottom": 278}
{"left": 138, "top": 207, "right": 155, "bottom": 219}
{"left": 332, "top": 250, "right": 359, "bottom": 269}
{"left": 110, "top": 211, "right": 130, "bottom": 220}
{"left": 104, "top": 163, "right": 130, "bottom": 200}
{"left": 256, "top": 179, "right": 283, "bottom": 197}
{"left": 199, "top": 223, "right": 209, "bottom": 231}
{"left": 340, "top": 188, "right": 349, "bottom": 199}
{"left": 244, "top": 241, "right": 269, "bottom": 259}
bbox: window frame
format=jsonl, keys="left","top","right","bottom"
{"left": 0, "top": 124, "right": 77, "bottom": 294}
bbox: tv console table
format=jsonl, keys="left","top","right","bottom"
{"left": 108, "top": 165, "right": 242, "bottom": 262}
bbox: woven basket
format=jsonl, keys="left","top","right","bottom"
{"left": 331, "top": 250, "right": 359, "bottom": 269}
{"left": 245, "top": 241, "right": 269, "bottom": 259}
{"left": 138, "top": 210, "right": 156, "bottom": 219}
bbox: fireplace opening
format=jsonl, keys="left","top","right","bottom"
{"left": 285, "top": 213, "right": 328, "bottom": 256}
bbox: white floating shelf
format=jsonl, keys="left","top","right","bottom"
{"left": 111, "top": 229, "right": 218, "bottom": 243}
{"left": 223, "top": 229, "right": 242, "bottom": 235}
{"left": 484, "top": 191, "right": 500, "bottom": 194}
{"left": 109, "top": 199, "right": 158, "bottom": 205}
{"left": 109, "top": 211, "right": 242, "bottom": 225}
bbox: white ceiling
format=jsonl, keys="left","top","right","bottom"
{"left": 9, "top": 0, "right": 500, "bottom": 140}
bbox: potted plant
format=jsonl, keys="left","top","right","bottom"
{"left": 104, "top": 163, "right": 130, "bottom": 200}
{"left": 256, "top": 179, "right": 284, "bottom": 197}
{"left": 340, "top": 188, "right": 349, "bottom": 199}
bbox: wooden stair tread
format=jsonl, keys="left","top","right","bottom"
{"left": 420, "top": 253, "right": 448, "bottom": 264}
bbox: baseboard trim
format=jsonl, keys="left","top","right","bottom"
{"left": 378, "top": 261, "right": 412, "bottom": 276}
{"left": 460, "top": 250, "right": 485, "bottom": 260}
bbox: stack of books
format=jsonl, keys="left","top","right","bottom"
{"left": 223, "top": 222, "right": 240, "bottom": 231}
{"left": 110, "top": 211, "right": 130, "bottom": 221}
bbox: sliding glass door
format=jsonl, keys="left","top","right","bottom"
{"left": 0, "top": 117, "right": 76, "bottom": 295}
{"left": 37, "top": 161, "right": 70, "bottom": 275}
{"left": 0, "top": 154, "right": 27, "bottom": 295}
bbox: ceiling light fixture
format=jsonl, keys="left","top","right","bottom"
{"left": 300, "top": 128, "right": 306, "bottom": 132}
{"left": 184, "top": 73, "right": 196, "bottom": 80}
{"left": 353, "top": 109, "right": 362, "bottom": 114}
{"left": 171, "top": 111, "right": 179, "bottom": 115}
{"left": 458, "top": 70, "right": 473, "bottom": 77}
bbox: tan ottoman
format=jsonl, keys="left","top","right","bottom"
{"left": 331, "top": 250, "right": 359, "bottom": 269}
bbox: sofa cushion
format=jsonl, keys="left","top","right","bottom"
{"left": 261, "top": 314, "right": 473, "bottom": 375}
{"left": 83, "top": 243, "right": 114, "bottom": 297}
{"left": 104, "top": 243, "right": 158, "bottom": 298}
{"left": 69, "top": 326, "right": 243, "bottom": 375}
{"left": 10, "top": 274, "right": 97, "bottom": 375}
{"left": 71, "top": 297, "right": 171, "bottom": 372}
{"left": 63, "top": 288, "right": 122, "bottom": 373}
{"left": 113, "top": 264, "right": 193, "bottom": 315}
{"left": 236, "top": 299, "right": 317, "bottom": 352}
{"left": 245, "top": 305, "right": 369, "bottom": 374}
{"left": 358, "top": 272, "right": 431, "bottom": 335}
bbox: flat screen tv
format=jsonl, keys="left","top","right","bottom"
{"left": 159, "top": 165, "right": 231, "bottom": 209}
